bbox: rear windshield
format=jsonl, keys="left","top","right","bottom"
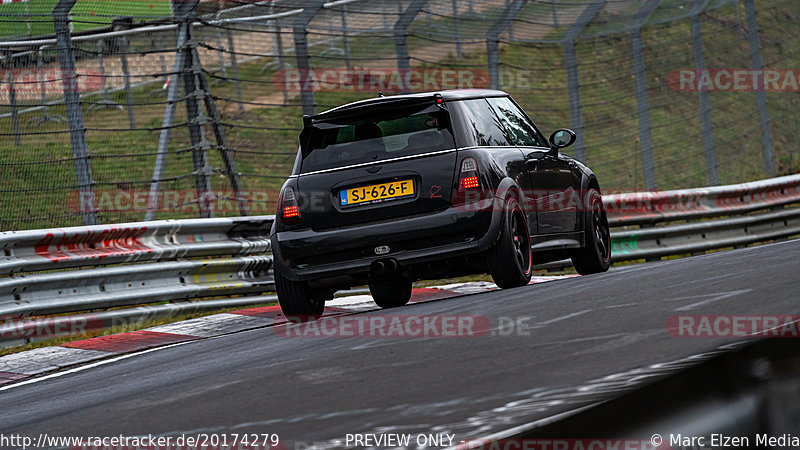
{"left": 300, "top": 104, "right": 455, "bottom": 173}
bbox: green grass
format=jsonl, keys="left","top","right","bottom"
{"left": 0, "top": 0, "right": 172, "bottom": 38}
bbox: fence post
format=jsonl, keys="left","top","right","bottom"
{"left": 293, "top": 0, "right": 326, "bottom": 116}
{"left": 226, "top": 29, "right": 245, "bottom": 115}
{"left": 487, "top": 0, "right": 527, "bottom": 90}
{"left": 172, "top": 0, "right": 214, "bottom": 217}
{"left": 117, "top": 36, "right": 136, "bottom": 130}
{"left": 744, "top": 0, "right": 776, "bottom": 176}
{"left": 341, "top": 4, "right": 352, "bottom": 70}
{"left": 5, "top": 51, "right": 21, "bottom": 147}
{"left": 452, "top": 0, "right": 462, "bottom": 59}
{"left": 29, "top": 46, "right": 67, "bottom": 126}
{"left": 146, "top": 20, "right": 189, "bottom": 221}
{"left": 381, "top": 0, "right": 389, "bottom": 30}
{"left": 630, "top": 0, "right": 660, "bottom": 191}
{"left": 214, "top": 11, "right": 228, "bottom": 85}
{"left": 269, "top": 2, "right": 288, "bottom": 106}
{"left": 562, "top": 0, "right": 605, "bottom": 164}
{"left": 54, "top": 0, "right": 97, "bottom": 225}
{"left": 87, "top": 40, "right": 122, "bottom": 112}
{"left": 552, "top": 1, "right": 560, "bottom": 28}
{"left": 690, "top": 0, "right": 719, "bottom": 186}
{"left": 193, "top": 51, "right": 248, "bottom": 216}
{"left": 394, "top": 0, "right": 429, "bottom": 94}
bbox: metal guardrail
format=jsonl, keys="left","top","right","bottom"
{"left": 603, "top": 173, "right": 800, "bottom": 263}
{"left": 1, "top": 174, "right": 799, "bottom": 345}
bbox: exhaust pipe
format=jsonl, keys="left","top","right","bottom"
{"left": 384, "top": 258, "right": 398, "bottom": 272}
{"left": 371, "top": 260, "right": 386, "bottom": 274}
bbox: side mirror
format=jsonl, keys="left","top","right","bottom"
{"left": 549, "top": 129, "right": 576, "bottom": 150}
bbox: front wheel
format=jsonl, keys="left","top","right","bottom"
{"left": 274, "top": 270, "right": 325, "bottom": 316}
{"left": 571, "top": 188, "right": 612, "bottom": 275}
{"left": 486, "top": 198, "right": 532, "bottom": 288}
{"left": 369, "top": 275, "right": 412, "bottom": 308}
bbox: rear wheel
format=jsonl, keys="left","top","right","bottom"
{"left": 486, "top": 198, "right": 532, "bottom": 288}
{"left": 274, "top": 270, "right": 325, "bottom": 316}
{"left": 572, "top": 188, "right": 612, "bottom": 275}
{"left": 369, "top": 275, "right": 412, "bottom": 308}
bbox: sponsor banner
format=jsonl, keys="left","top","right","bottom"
{"left": 667, "top": 69, "right": 800, "bottom": 92}
{"left": 0, "top": 69, "right": 103, "bottom": 101}
{"left": 34, "top": 225, "right": 152, "bottom": 263}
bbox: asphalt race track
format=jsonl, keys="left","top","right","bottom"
{"left": 1, "top": 239, "right": 799, "bottom": 448}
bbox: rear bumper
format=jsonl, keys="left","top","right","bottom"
{"left": 271, "top": 200, "right": 503, "bottom": 282}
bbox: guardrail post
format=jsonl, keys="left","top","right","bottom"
{"left": 4, "top": 51, "right": 21, "bottom": 147}
{"left": 630, "top": 0, "right": 660, "bottom": 191}
{"left": 54, "top": 0, "right": 97, "bottom": 225}
{"left": 690, "top": 0, "right": 719, "bottom": 186}
{"left": 487, "top": 0, "right": 527, "bottom": 90}
{"left": 294, "top": 0, "right": 326, "bottom": 116}
{"left": 562, "top": 0, "right": 605, "bottom": 164}
{"left": 394, "top": 0, "right": 428, "bottom": 94}
{"left": 744, "top": 0, "right": 776, "bottom": 177}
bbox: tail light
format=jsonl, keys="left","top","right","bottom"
{"left": 280, "top": 186, "right": 302, "bottom": 224}
{"left": 459, "top": 157, "right": 480, "bottom": 191}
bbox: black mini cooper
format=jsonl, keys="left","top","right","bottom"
{"left": 271, "top": 89, "right": 611, "bottom": 315}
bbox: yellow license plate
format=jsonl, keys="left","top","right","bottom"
{"left": 340, "top": 179, "right": 414, "bottom": 206}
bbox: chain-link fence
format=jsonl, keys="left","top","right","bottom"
{"left": 1, "top": 0, "right": 799, "bottom": 231}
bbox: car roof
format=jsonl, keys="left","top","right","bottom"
{"left": 311, "top": 89, "right": 509, "bottom": 120}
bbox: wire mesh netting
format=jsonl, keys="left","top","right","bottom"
{"left": 1, "top": 0, "right": 798, "bottom": 231}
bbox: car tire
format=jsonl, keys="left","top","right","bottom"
{"left": 369, "top": 275, "right": 412, "bottom": 308}
{"left": 275, "top": 270, "right": 325, "bottom": 316}
{"left": 486, "top": 197, "right": 533, "bottom": 288}
{"left": 571, "top": 188, "right": 612, "bottom": 275}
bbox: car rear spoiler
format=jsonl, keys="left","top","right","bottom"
{"left": 302, "top": 93, "right": 446, "bottom": 128}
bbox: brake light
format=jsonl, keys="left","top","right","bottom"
{"left": 459, "top": 157, "right": 480, "bottom": 191}
{"left": 280, "top": 186, "right": 302, "bottom": 224}
{"left": 460, "top": 176, "right": 479, "bottom": 190}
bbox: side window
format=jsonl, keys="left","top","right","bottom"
{"left": 488, "top": 97, "right": 549, "bottom": 148}
{"left": 457, "top": 99, "right": 512, "bottom": 147}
